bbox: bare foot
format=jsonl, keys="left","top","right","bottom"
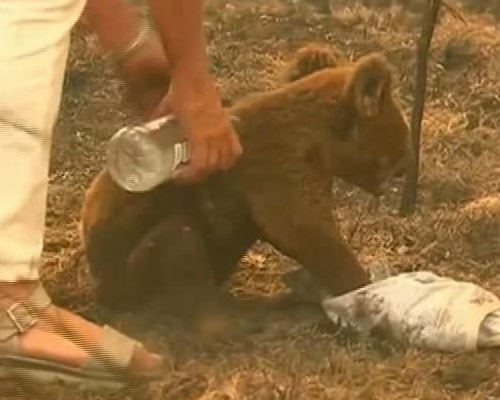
{"left": 0, "top": 281, "right": 164, "bottom": 382}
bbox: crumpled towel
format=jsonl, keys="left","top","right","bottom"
{"left": 321, "top": 271, "right": 500, "bottom": 353}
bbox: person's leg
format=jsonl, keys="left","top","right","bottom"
{"left": 0, "top": 0, "right": 163, "bottom": 387}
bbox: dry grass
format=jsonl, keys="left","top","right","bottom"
{"left": 6, "top": 0, "right": 500, "bottom": 399}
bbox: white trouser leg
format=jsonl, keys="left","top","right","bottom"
{"left": 0, "top": 0, "right": 87, "bottom": 282}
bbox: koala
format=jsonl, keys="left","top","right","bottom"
{"left": 79, "top": 44, "right": 409, "bottom": 339}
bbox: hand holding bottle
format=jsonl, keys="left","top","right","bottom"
{"left": 150, "top": 72, "right": 242, "bottom": 184}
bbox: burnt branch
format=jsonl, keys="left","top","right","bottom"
{"left": 400, "top": 0, "right": 442, "bottom": 216}
{"left": 441, "top": 0, "right": 468, "bottom": 25}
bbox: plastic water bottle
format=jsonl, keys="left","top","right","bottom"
{"left": 106, "top": 114, "right": 190, "bottom": 192}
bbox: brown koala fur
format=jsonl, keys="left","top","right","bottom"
{"left": 80, "top": 43, "right": 409, "bottom": 338}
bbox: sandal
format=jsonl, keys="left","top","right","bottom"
{"left": 0, "top": 284, "right": 164, "bottom": 391}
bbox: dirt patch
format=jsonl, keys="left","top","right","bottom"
{"left": 23, "top": 1, "right": 500, "bottom": 399}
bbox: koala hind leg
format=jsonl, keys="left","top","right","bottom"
{"left": 149, "top": 211, "right": 263, "bottom": 340}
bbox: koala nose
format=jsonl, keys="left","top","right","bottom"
{"left": 394, "top": 169, "right": 404, "bottom": 178}
{"left": 393, "top": 163, "right": 406, "bottom": 179}
{"left": 373, "top": 181, "right": 388, "bottom": 197}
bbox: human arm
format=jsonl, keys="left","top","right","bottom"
{"left": 82, "top": 0, "right": 242, "bottom": 182}
{"left": 82, "top": 0, "right": 170, "bottom": 118}
{"left": 146, "top": 0, "right": 242, "bottom": 183}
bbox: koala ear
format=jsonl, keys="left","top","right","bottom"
{"left": 343, "top": 53, "right": 392, "bottom": 118}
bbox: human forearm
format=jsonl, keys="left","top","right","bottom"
{"left": 81, "top": 0, "right": 171, "bottom": 120}
{"left": 147, "top": 0, "right": 211, "bottom": 81}
{"left": 144, "top": 0, "right": 242, "bottom": 183}
{"left": 83, "top": 0, "right": 142, "bottom": 55}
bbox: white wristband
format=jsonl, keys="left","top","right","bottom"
{"left": 113, "top": 22, "right": 151, "bottom": 65}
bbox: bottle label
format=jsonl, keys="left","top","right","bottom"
{"left": 172, "top": 141, "right": 190, "bottom": 172}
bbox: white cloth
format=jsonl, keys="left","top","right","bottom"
{"left": 322, "top": 271, "right": 500, "bottom": 353}
{"left": 0, "top": 0, "right": 87, "bottom": 282}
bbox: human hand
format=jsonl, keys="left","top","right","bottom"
{"left": 115, "top": 35, "right": 171, "bottom": 120}
{"left": 150, "top": 73, "right": 243, "bottom": 184}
